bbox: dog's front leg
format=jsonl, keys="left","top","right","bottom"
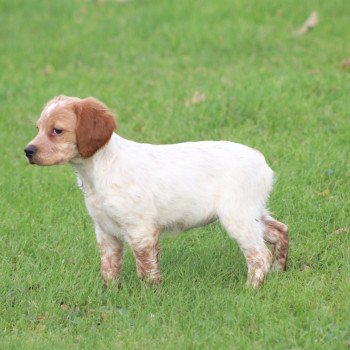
{"left": 130, "top": 231, "right": 161, "bottom": 285}
{"left": 96, "top": 226, "right": 124, "bottom": 287}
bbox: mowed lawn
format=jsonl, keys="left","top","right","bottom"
{"left": 1, "top": 0, "right": 349, "bottom": 348}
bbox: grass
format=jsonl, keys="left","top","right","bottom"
{"left": 1, "top": 0, "right": 349, "bottom": 348}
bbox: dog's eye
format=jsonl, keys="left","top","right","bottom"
{"left": 52, "top": 128, "right": 63, "bottom": 135}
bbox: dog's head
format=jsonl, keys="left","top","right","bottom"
{"left": 24, "top": 96, "right": 116, "bottom": 165}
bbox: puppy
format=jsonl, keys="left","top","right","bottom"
{"left": 25, "top": 96, "right": 288, "bottom": 288}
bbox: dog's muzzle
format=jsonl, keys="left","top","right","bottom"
{"left": 24, "top": 145, "right": 37, "bottom": 163}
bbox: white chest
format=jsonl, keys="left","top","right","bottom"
{"left": 83, "top": 191, "right": 128, "bottom": 241}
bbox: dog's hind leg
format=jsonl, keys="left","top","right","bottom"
{"left": 220, "top": 212, "right": 272, "bottom": 288}
{"left": 262, "top": 213, "right": 288, "bottom": 271}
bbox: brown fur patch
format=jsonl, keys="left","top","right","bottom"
{"left": 74, "top": 97, "right": 116, "bottom": 158}
{"left": 245, "top": 247, "right": 272, "bottom": 288}
{"left": 262, "top": 215, "right": 289, "bottom": 271}
{"left": 132, "top": 242, "right": 161, "bottom": 285}
{"left": 99, "top": 242, "right": 123, "bottom": 286}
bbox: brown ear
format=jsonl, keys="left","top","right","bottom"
{"left": 74, "top": 97, "right": 116, "bottom": 158}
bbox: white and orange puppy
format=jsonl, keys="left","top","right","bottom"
{"left": 25, "top": 96, "right": 288, "bottom": 288}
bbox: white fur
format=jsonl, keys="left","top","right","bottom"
{"left": 71, "top": 133, "right": 274, "bottom": 252}
{"left": 44, "top": 101, "right": 60, "bottom": 115}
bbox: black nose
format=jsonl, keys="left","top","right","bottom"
{"left": 24, "top": 145, "right": 37, "bottom": 158}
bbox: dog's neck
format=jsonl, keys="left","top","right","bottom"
{"left": 70, "top": 133, "right": 122, "bottom": 194}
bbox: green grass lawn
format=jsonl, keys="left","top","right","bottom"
{"left": 1, "top": 0, "right": 349, "bottom": 348}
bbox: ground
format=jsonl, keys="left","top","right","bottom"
{"left": 0, "top": 0, "right": 349, "bottom": 349}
